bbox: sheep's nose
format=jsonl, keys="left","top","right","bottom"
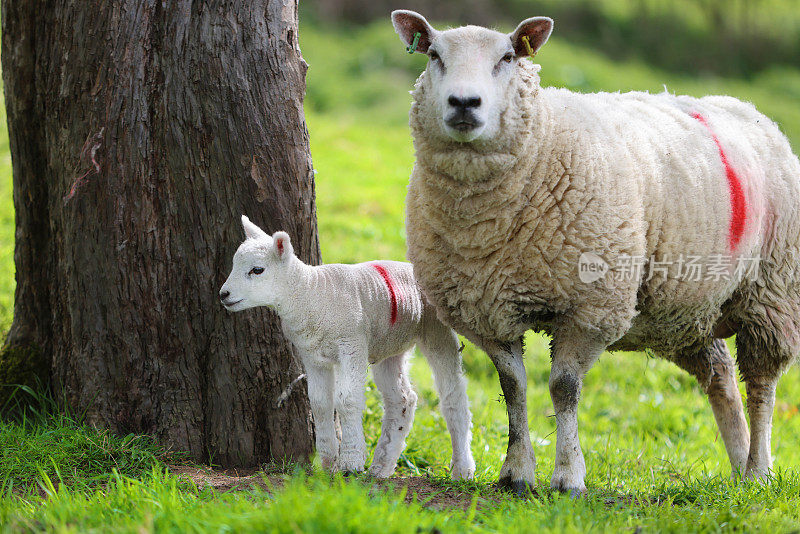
{"left": 219, "top": 290, "right": 230, "bottom": 301}
{"left": 448, "top": 95, "right": 482, "bottom": 109}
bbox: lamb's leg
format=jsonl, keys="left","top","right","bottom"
{"left": 334, "top": 342, "right": 369, "bottom": 474}
{"left": 418, "top": 323, "right": 475, "bottom": 480}
{"left": 306, "top": 364, "right": 339, "bottom": 472}
{"left": 369, "top": 351, "right": 417, "bottom": 478}
{"left": 487, "top": 338, "right": 537, "bottom": 496}
{"left": 672, "top": 339, "right": 749, "bottom": 475}
{"left": 549, "top": 328, "right": 606, "bottom": 495}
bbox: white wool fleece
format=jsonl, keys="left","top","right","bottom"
{"left": 220, "top": 216, "right": 475, "bottom": 479}
{"left": 395, "top": 10, "right": 800, "bottom": 494}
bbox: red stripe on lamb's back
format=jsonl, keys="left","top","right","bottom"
{"left": 372, "top": 263, "right": 398, "bottom": 325}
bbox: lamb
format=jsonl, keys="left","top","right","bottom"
{"left": 219, "top": 215, "right": 476, "bottom": 479}
{"left": 392, "top": 9, "right": 800, "bottom": 495}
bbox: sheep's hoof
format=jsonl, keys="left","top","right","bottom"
{"left": 551, "top": 470, "right": 586, "bottom": 497}
{"left": 341, "top": 470, "right": 360, "bottom": 478}
{"left": 551, "top": 481, "right": 586, "bottom": 498}
{"left": 495, "top": 476, "right": 535, "bottom": 498}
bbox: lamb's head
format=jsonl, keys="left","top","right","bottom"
{"left": 392, "top": 10, "right": 552, "bottom": 144}
{"left": 219, "top": 215, "right": 295, "bottom": 312}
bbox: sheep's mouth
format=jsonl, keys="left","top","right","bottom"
{"left": 222, "top": 298, "right": 244, "bottom": 309}
{"left": 445, "top": 112, "right": 482, "bottom": 132}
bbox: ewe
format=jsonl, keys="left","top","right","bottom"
{"left": 219, "top": 216, "right": 475, "bottom": 479}
{"left": 393, "top": 10, "right": 800, "bottom": 495}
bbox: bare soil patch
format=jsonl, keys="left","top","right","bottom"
{"left": 167, "top": 465, "right": 502, "bottom": 511}
{"left": 168, "top": 465, "right": 284, "bottom": 493}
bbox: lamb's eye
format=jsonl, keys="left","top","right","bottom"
{"left": 249, "top": 267, "right": 264, "bottom": 275}
{"left": 428, "top": 50, "right": 440, "bottom": 62}
{"left": 501, "top": 52, "right": 513, "bottom": 63}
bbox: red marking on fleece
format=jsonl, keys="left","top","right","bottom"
{"left": 692, "top": 112, "right": 747, "bottom": 250}
{"left": 372, "top": 263, "right": 398, "bottom": 325}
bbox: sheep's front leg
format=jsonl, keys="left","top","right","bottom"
{"left": 306, "top": 364, "right": 339, "bottom": 472}
{"left": 549, "top": 328, "right": 606, "bottom": 496}
{"left": 335, "top": 341, "right": 369, "bottom": 474}
{"left": 488, "top": 339, "right": 537, "bottom": 496}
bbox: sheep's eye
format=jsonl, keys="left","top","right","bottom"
{"left": 428, "top": 50, "right": 440, "bottom": 61}
{"left": 249, "top": 267, "right": 264, "bottom": 276}
{"left": 501, "top": 52, "right": 513, "bottom": 63}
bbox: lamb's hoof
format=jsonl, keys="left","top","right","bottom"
{"left": 341, "top": 470, "right": 361, "bottom": 478}
{"left": 496, "top": 476, "right": 535, "bottom": 498}
{"left": 449, "top": 459, "right": 476, "bottom": 481}
{"left": 743, "top": 465, "right": 771, "bottom": 483}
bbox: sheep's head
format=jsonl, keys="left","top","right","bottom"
{"left": 219, "top": 215, "right": 294, "bottom": 312}
{"left": 392, "top": 10, "right": 552, "bottom": 144}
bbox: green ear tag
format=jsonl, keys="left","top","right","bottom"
{"left": 407, "top": 31, "right": 421, "bottom": 54}
{"left": 521, "top": 35, "right": 536, "bottom": 59}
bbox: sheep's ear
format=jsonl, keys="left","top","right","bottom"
{"left": 272, "top": 231, "right": 293, "bottom": 260}
{"left": 391, "top": 10, "right": 438, "bottom": 54}
{"left": 509, "top": 17, "right": 553, "bottom": 58}
{"left": 241, "top": 215, "right": 268, "bottom": 241}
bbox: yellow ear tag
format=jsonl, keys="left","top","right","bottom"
{"left": 521, "top": 35, "right": 536, "bottom": 60}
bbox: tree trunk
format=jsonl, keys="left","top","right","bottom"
{"left": 1, "top": 0, "right": 318, "bottom": 466}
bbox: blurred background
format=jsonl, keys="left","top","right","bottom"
{"left": 309, "top": 0, "right": 800, "bottom": 77}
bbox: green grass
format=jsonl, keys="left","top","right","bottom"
{"left": 3, "top": 17, "right": 800, "bottom": 533}
{"left": 1, "top": 415, "right": 165, "bottom": 492}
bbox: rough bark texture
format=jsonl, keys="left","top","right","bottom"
{"left": 1, "top": 0, "right": 318, "bottom": 466}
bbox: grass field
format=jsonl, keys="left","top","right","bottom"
{"left": 3, "top": 17, "right": 800, "bottom": 533}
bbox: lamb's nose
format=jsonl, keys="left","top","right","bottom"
{"left": 448, "top": 95, "right": 482, "bottom": 109}
{"left": 219, "top": 290, "right": 230, "bottom": 301}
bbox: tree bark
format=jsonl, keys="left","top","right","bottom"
{"left": 1, "top": 0, "right": 318, "bottom": 466}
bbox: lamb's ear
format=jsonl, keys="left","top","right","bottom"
{"left": 272, "top": 231, "right": 293, "bottom": 260}
{"left": 509, "top": 17, "right": 553, "bottom": 58}
{"left": 241, "top": 215, "right": 269, "bottom": 241}
{"left": 391, "top": 10, "right": 438, "bottom": 54}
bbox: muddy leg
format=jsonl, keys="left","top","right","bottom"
{"left": 487, "top": 339, "right": 537, "bottom": 496}
{"left": 548, "top": 328, "right": 606, "bottom": 495}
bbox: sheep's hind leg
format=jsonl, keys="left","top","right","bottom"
{"left": 671, "top": 339, "right": 749, "bottom": 476}
{"left": 369, "top": 351, "right": 417, "bottom": 478}
{"left": 487, "top": 338, "right": 537, "bottom": 496}
{"left": 418, "top": 322, "right": 475, "bottom": 480}
{"left": 743, "top": 376, "right": 777, "bottom": 480}
{"left": 735, "top": 326, "right": 790, "bottom": 481}
{"left": 549, "top": 328, "right": 606, "bottom": 496}
{"left": 334, "top": 342, "right": 369, "bottom": 474}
